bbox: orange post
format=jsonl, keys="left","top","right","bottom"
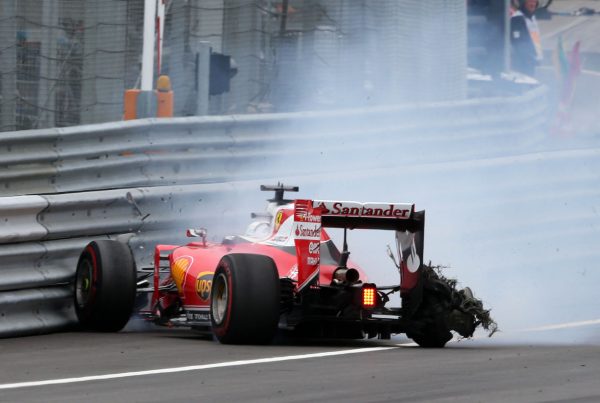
{"left": 123, "top": 89, "right": 140, "bottom": 120}
{"left": 124, "top": 76, "right": 174, "bottom": 120}
{"left": 156, "top": 75, "right": 174, "bottom": 118}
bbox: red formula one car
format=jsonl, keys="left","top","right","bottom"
{"left": 73, "top": 185, "right": 495, "bottom": 347}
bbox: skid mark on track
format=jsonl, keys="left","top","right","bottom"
{"left": 0, "top": 346, "right": 395, "bottom": 390}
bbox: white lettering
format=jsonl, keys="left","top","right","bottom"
{"left": 308, "top": 242, "right": 320, "bottom": 255}
{"left": 295, "top": 224, "right": 320, "bottom": 238}
{"left": 297, "top": 211, "right": 321, "bottom": 223}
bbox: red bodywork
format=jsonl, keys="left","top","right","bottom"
{"left": 147, "top": 197, "right": 425, "bottom": 328}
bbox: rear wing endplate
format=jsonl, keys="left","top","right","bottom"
{"left": 293, "top": 200, "right": 322, "bottom": 291}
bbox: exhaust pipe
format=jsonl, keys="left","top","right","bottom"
{"left": 332, "top": 267, "right": 360, "bottom": 285}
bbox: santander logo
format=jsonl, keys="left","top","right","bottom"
{"left": 295, "top": 225, "right": 320, "bottom": 238}
{"left": 315, "top": 201, "right": 412, "bottom": 219}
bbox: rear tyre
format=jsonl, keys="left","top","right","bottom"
{"left": 408, "top": 290, "right": 453, "bottom": 348}
{"left": 211, "top": 254, "right": 280, "bottom": 344}
{"left": 74, "top": 240, "right": 137, "bottom": 332}
{"left": 408, "top": 268, "right": 479, "bottom": 348}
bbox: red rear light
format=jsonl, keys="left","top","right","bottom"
{"left": 362, "top": 285, "right": 377, "bottom": 308}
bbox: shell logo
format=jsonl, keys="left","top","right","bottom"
{"left": 195, "top": 271, "right": 214, "bottom": 301}
{"left": 171, "top": 255, "right": 193, "bottom": 293}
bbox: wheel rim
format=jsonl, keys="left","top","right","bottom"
{"left": 75, "top": 259, "right": 94, "bottom": 309}
{"left": 211, "top": 273, "right": 228, "bottom": 325}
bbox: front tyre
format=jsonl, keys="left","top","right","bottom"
{"left": 74, "top": 240, "right": 137, "bottom": 332}
{"left": 211, "top": 254, "right": 280, "bottom": 344}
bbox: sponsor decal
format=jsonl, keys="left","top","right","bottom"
{"left": 398, "top": 232, "right": 421, "bottom": 274}
{"left": 171, "top": 255, "right": 193, "bottom": 293}
{"left": 287, "top": 264, "right": 298, "bottom": 281}
{"left": 308, "top": 241, "right": 320, "bottom": 255}
{"left": 294, "top": 223, "right": 321, "bottom": 239}
{"left": 317, "top": 202, "right": 331, "bottom": 214}
{"left": 195, "top": 271, "right": 214, "bottom": 301}
{"left": 405, "top": 242, "right": 420, "bottom": 273}
{"left": 294, "top": 200, "right": 321, "bottom": 223}
{"left": 316, "top": 201, "right": 412, "bottom": 219}
{"left": 186, "top": 311, "right": 210, "bottom": 321}
{"left": 274, "top": 210, "right": 284, "bottom": 232}
{"left": 307, "top": 256, "right": 319, "bottom": 265}
{"left": 296, "top": 211, "right": 320, "bottom": 223}
{"left": 398, "top": 232, "right": 422, "bottom": 293}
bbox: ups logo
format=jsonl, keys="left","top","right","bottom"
{"left": 196, "top": 272, "right": 214, "bottom": 301}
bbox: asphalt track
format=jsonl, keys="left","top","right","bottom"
{"left": 0, "top": 322, "right": 598, "bottom": 403}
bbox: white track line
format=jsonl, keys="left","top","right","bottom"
{"left": 4, "top": 319, "right": 600, "bottom": 390}
{"left": 581, "top": 69, "right": 600, "bottom": 77}
{"left": 396, "top": 318, "right": 600, "bottom": 346}
{"left": 517, "top": 318, "right": 600, "bottom": 332}
{"left": 0, "top": 346, "right": 395, "bottom": 390}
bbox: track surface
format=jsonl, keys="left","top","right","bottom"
{"left": 1, "top": 324, "right": 599, "bottom": 403}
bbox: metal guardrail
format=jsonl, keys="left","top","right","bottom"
{"left": 0, "top": 182, "right": 253, "bottom": 285}
{"left": 0, "top": 182, "right": 257, "bottom": 336}
{"left": 0, "top": 87, "right": 550, "bottom": 337}
{"left": 0, "top": 196, "right": 48, "bottom": 243}
{"left": 0, "top": 86, "right": 548, "bottom": 197}
{"left": 0, "top": 285, "right": 75, "bottom": 338}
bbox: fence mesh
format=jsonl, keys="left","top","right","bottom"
{"left": 0, "top": 0, "right": 466, "bottom": 132}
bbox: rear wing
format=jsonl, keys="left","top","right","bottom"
{"left": 315, "top": 200, "right": 423, "bottom": 232}
{"left": 294, "top": 199, "right": 425, "bottom": 308}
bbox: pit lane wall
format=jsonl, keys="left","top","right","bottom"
{"left": 0, "top": 86, "right": 548, "bottom": 337}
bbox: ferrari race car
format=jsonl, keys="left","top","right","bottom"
{"left": 73, "top": 185, "right": 496, "bottom": 347}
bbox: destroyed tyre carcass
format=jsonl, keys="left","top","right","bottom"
{"left": 407, "top": 265, "right": 497, "bottom": 347}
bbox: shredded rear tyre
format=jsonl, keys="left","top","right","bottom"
{"left": 408, "top": 291, "right": 453, "bottom": 348}
{"left": 409, "top": 265, "right": 497, "bottom": 348}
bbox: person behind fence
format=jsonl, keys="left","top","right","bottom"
{"left": 510, "top": 0, "right": 543, "bottom": 76}
{"left": 509, "top": 0, "right": 520, "bottom": 16}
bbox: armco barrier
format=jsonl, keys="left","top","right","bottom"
{"left": 0, "top": 196, "right": 48, "bottom": 243}
{"left": 0, "top": 286, "right": 75, "bottom": 338}
{"left": 0, "top": 87, "right": 550, "bottom": 337}
{"left": 0, "top": 181, "right": 256, "bottom": 336}
{"left": 0, "top": 86, "right": 548, "bottom": 197}
{"left": 0, "top": 238, "right": 96, "bottom": 292}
